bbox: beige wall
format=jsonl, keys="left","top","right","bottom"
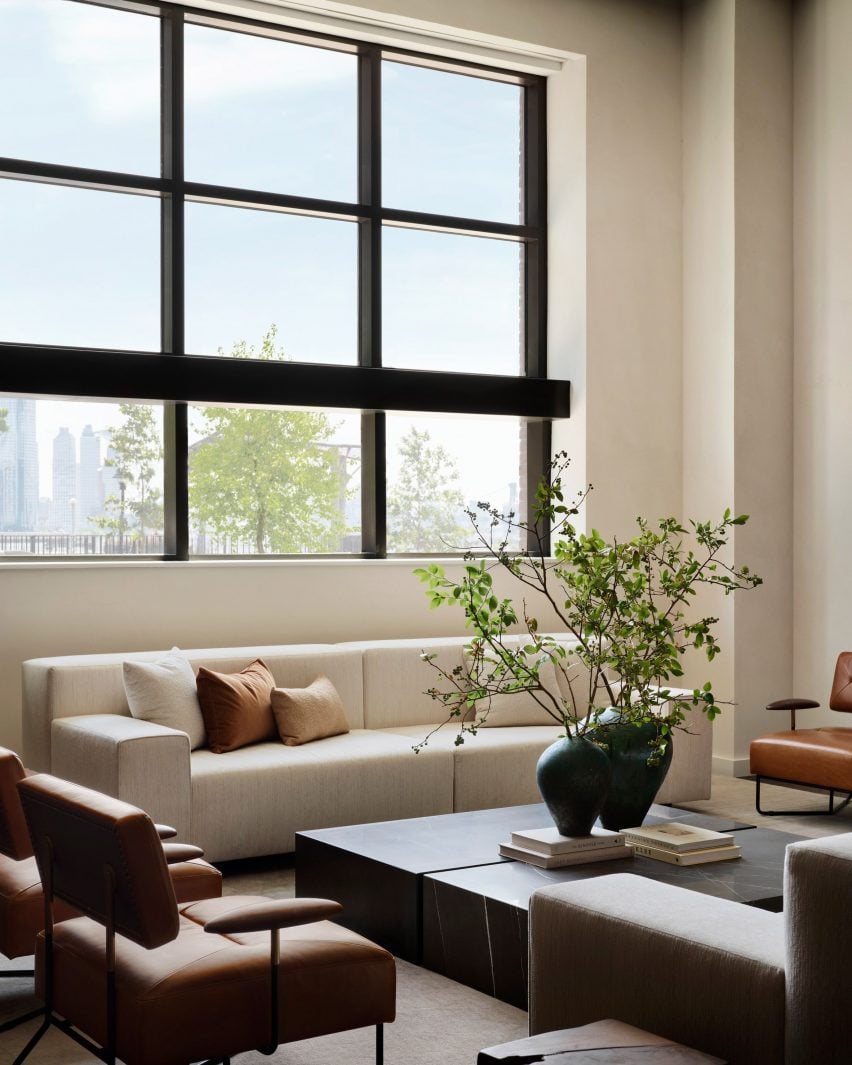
{"left": 0, "top": 0, "right": 686, "bottom": 754}
{"left": 793, "top": 0, "right": 852, "bottom": 717}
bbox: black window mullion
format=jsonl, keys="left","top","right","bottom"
{"left": 161, "top": 7, "right": 188, "bottom": 559}
{"left": 358, "top": 45, "right": 385, "bottom": 556}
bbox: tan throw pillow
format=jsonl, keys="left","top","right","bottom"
{"left": 196, "top": 658, "right": 276, "bottom": 754}
{"left": 271, "top": 676, "right": 350, "bottom": 746}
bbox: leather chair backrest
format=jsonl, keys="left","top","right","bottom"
{"left": 18, "top": 774, "right": 180, "bottom": 949}
{"left": 829, "top": 652, "right": 852, "bottom": 712}
{"left": 0, "top": 746, "right": 34, "bottom": 861}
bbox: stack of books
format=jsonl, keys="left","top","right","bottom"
{"left": 499, "top": 826, "right": 632, "bottom": 869}
{"left": 620, "top": 822, "right": 742, "bottom": 865}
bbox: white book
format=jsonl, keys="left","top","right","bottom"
{"left": 621, "top": 822, "right": 735, "bottom": 853}
{"left": 510, "top": 825, "right": 625, "bottom": 856}
{"left": 499, "top": 840, "right": 633, "bottom": 869}
{"left": 631, "top": 842, "right": 742, "bottom": 866}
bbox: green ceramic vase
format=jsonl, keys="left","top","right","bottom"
{"left": 591, "top": 710, "right": 674, "bottom": 830}
{"left": 535, "top": 734, "right": 612, "bottom": 837}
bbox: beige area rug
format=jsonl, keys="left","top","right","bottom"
{"left": 0, "top": 954, "right": 526, "bottom": 1064}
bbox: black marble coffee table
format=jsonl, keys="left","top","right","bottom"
{"left": 422, "top": 826, "right": 805, "bottom": 1008}
{"left": 294, "top": 802, "right": 752, "bottom": 963}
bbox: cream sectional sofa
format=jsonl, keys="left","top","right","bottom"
{"left": 21, "top": 636, "right": 713, "bottom": 862}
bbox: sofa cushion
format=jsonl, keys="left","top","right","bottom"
{"left": 461, "top": 645, "right": 565, "bottom": 728}
{"left": 123, "top": 649, "right": 207, "bottom": 750}
{"left": 381, "top": 723, "right": 565, "bottom": 812}
{"left": 271, "top": 676, "right": 350, "bottom": 746}
{"left": 196, "top": 659, "right": 276, "bottom": 754}
{"left": 189, "top": 731, "right": 454, "bottom": 860}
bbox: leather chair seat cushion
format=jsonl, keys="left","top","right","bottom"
{"left": 168, "top": 858, "right": 222, "bottom": 904}
{"left": 36, "top": 897, "right": 395, "bottom": 1065}
{"left": 750, "top": 727, "right": 852, "bottom": 790}
{"left": 0, "top": 854, "right": 76, "bottom": 959}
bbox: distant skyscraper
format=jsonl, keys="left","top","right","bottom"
{"left": 52, "top": 427, "right": 76, "bottom": 531}
{"left": 0, "top": 397, "right": 39, "bottom": 531}
{"left": 78, "top": 424, "right": 101, "bottom": 530}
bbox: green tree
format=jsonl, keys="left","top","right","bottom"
{"left": 387, "top": 428, "right": 467, "bottom": 552}
{"left": 96, "top": 405, "right": 164, "bottom": 539}
{"left": 189, "top": 327, "right": 347, "bottom": 553}
{"left": 0, "top": 408, "right": 7, "bottom": 434}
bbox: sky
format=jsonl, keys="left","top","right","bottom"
{"left": 0, "top": 0, "right": 524, "bottom": 513}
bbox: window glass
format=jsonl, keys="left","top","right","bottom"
{"left": 0, "top": 0, "right": 159, "bottom": 174}
{"left": 0, "top": 179, "right": 160, "bottom": 351}
{"left": 382, "top": 227, "right": 523, "bottom": 375}
{"left": 188, "top": 404, "right": 361, "bottom": 554}
{"left": 0, "top": 395, "right": 164, "bottom": 555}
{"left": 386, "top": 413, "right": 522, "bottom": 553}
{"left": 185, "top": 24, "right": 357, "bottom": 201}
{"left": 185, "top": 203, "right": 358, "bottom": 363}
{"left": 383, "top": 61, "right": 522, "bottom": 224}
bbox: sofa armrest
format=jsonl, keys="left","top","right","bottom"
{"left": 529, "top": 874, "right": 785, "bottom": 1065}
{"left": 51, "top": 715, "right": 192, "bottom": 842}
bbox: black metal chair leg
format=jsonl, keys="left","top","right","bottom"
{"left": 377, "top": 1022, "right": 384, "bottom": 1065}
{"left": 12, "top": 1015, "right": 51, "bottom": 1065}
{"left": 756, "top": 775, "right": 852, "bottom": 816}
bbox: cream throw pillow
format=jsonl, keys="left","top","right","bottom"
{"left": 123, "top": 648, "right": 207, "bottom": 750}
{"left": 271, "top": 676, "right": 350, "bottom": 746}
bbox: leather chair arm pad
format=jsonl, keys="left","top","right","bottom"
{"left": 204, "top": 898, "right": 343, "bottom": 935}
{"left": 162, "top": 842, "right": 205, "bottom": 865}
{"left": 155, "top": 824, "right": 178, "bottom": 840}
{"left": 766, "top": 698, "right": 820, "bottom": 711}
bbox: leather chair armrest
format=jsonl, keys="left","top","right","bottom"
{"left": 203, "top": 898, "right": 342, "bottom": 935}
{"left": 765, "top": 698, "right": 820, "bottom": 730}
{"left": 155, "top": 824, "right": 178, "bottom": 840}
{"left": 162, "top": 842, "right": 204, "bottom": 865}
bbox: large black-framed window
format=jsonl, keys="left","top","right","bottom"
{"left": 0, "top": 0, "right": 568, "bottom": 561}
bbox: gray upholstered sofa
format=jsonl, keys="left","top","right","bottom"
{"left": 528, "top": 833, "right": 852, "bottom": 1065}
{"left": 22, "top": 636, "right": 712, "bottom": 862}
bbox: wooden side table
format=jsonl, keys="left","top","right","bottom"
{"left": 478, "top": 1020, "right": 725, "bottom": 1064}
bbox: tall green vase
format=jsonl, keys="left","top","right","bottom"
{"left": 535, "top": 734, "right": 612, "bottom": 837}
{"left": 591, "top": 710, "right": 674, "bottom": 830}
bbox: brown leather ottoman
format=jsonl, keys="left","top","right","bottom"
{"left": 478, "top": 1020, "right": 725, "bottom": 1064}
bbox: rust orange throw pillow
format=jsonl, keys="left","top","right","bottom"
{"left": 196, "top": 658, "right": 276, "bottom": 753}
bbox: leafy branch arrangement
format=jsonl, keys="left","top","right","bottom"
{"left": 415, "top": 452, "right": 762, "bottom": 754}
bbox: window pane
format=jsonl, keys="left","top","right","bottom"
{"left": 0, "top": 0, "right": 159, "bottom": 174}
{"left": 383, "top": 61, "right": 522, "bottom": 224}
{"left": 382, "top": 227, "right": 523, "bottom": 375}
{"left": 189, "top": 405, "right": 361, "bottom": 555}
{"left": 0, "top": 395, "right": 164, "bottom": 555}
{"left": 185, "top": 24, "right": 357, "bottom": 201}
{"left": 386, "top": 413, "right": 522, "bottom": 553}
{"left": 185, "top": 204, "right": 357, "bottom": 363}
{"left": 0, "top": 180, "right": 160, "bottom": 350}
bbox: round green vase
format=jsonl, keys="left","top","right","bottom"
{"left": 591, "top": 710, "right": 674, "bottom": 831}
{"left": 535, "top": 734, "right": 612, "bottom": 837}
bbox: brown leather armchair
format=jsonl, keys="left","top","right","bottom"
{"left": 0, "top": 746, "right": 222, "bottom": 1035}
{"left": 750, "top": 651, "right": 852, "bottom": 815}
{"left": 13, "top": 773, "right": 395, "bottom": 1065}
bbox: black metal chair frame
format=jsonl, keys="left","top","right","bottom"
{"left": 754, "top": 773, "right": 852, "bottom": 817}
{"left": 13, "top": 836, "right": 385, "bottom": 1065}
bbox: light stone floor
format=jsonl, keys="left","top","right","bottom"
{"left": 1, "top": 774, "right": 849, "bottom": 1064}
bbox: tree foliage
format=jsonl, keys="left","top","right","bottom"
{"left": 387, "top": 428, "right": 467, "bottom": 552}
{"left": 95, "top": 404, "right": 163, "bottom": 538}
{"left": 0, "top": 408, "right": 7, "bottom": 435}
{"left": 189, "top": 327, "right": 348, "bottom": 553}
